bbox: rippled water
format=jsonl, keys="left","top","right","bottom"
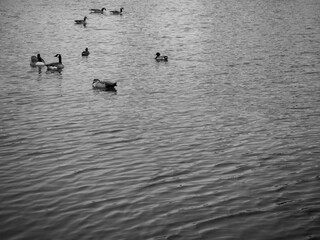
{"left": 1, "top": 0, "right": 320, "bottom": 239}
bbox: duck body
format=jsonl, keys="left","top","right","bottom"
{"left": 92, "top": 79, "right": 117, "bottom": 91}
{"left": 110, "top": 8, "right": 124, "bottom": 15}
{"left": 75, "top": 16, "right": 87, "bottom": 24}
{"left": 155, "top": 52, "right": 168, "bottom": 61}
{"left": 46, "top": 54, "right": 64, "bottom": 70}
{"left": 90, "top": 8, "right": 106, "bottom": 13}
{"left": 35, "top": 61, "right": 46, "bottom": 66}
{"left": 82, "top": 48, "right": 90, "bottom": 56}
{"left": 30, "top": 54, "right": 46, "bottom": 67}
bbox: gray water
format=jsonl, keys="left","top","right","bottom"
{"left": 0, "top": 0, "right": 320, "bottom": 239}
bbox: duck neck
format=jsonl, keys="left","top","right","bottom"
{"left": 58, "top": 55, "right": 62, "bottom": 63}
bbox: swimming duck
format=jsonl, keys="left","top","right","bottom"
{"left": 75, "top": 16, "right": 87, "bottom": 24}
{"left": 110, "top": 8, "right": 124, "bottom": 15}
{"left": 46, "top": 54, "right": 64, "bottom": 70}
{"left": 92, "top": 79, "right": 117, "bottom": 91}
{"left": 30, "top": 53, "right": 46, "bottom": 67}
{"left": 82, "top": 48, "right": 90, "bottom": 56}
{"left": 90, "top": 8, "right": 106, "bottom": 13}
{"left": 155, "top": 52, "right": 168, "bottom": 61}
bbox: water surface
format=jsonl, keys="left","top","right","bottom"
{"left": 0, "top": 0, "right": 320, "bottom": 239}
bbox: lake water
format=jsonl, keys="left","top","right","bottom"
{"left": 0, "top": 0, "right": 319, "bottom": 239}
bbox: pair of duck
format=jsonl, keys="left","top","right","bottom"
{"left": 90, "top": 7, "right": 124, "bottom": 14}
{"left": 92, "top": 52, "right": 168, "bottom": 92}
{"left": 30, "top": 54, "right": 64, "bottom": 70}
{"left": 75, "top": 8, "right": 124, "bottom": 24}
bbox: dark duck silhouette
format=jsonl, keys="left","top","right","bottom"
{"left": 46, "top": 54, "right": 64, "bottom": 70}
{"left": 155, "top": 52, "right": 168, "bottom": 61}
{"left": 110, "top": 8, "right": 124, "bottom": 15}
{"left": 75, "top": 16, "right": 87, "bottom": 24}
{"left": 82, "top": 48, "right": 90, "bottom": 56}
{"left": 90, "top": 8, "right": 106, "bottom": 13}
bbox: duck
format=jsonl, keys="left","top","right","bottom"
{"left": 110, "top": 8, "right": 124, "bottom": 15}
{"left": 75, "top": 16, "right": 87, "bottom": 24}
{"left": 92, "top": 79, "right": 117, "bottom": 91}
{"left": 46, "top": 54, "right": 64, "bottom": 70}
{"left": 155, "top": 52, "right": 168, "bottom": 61}
{"left": 82, "top": 48, "right": 90, "bottom": 56}
{"left": 30, "top": 53, "right": 46, "bottom": 67}
{"left": 90, "top": 8, "right": 106, "bottom": 13}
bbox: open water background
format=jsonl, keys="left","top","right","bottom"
{"left": 0, "top": 0, "right": 320, "bottom": 239}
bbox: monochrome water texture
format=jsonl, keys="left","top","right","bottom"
{"left": 0, "top": 0, "right": 319, "bottom": 239}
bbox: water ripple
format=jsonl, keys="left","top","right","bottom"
{"left": 0, "top": 0, "right": 320, "bottom": 239}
